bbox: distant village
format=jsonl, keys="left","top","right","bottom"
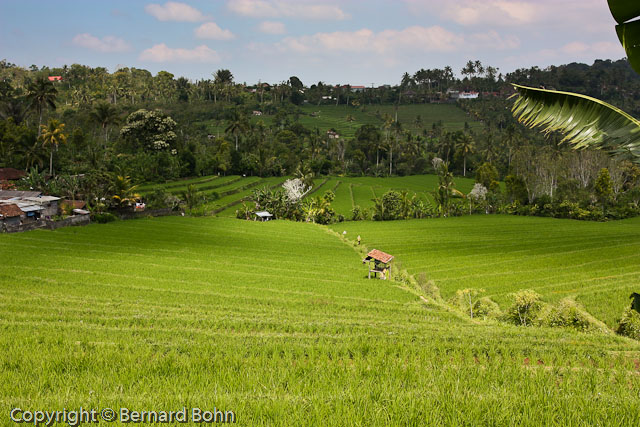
{"left": 0, "top": 168, "right": 89, "bottom": 233}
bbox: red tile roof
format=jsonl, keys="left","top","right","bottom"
{"left": 365, "top": 249, "right": 394, "bottom": 264}
{"left": 0, "top": 204, "right": 23, "bottom": 218}
{"left": 0, "top": 168, "right": 26, "bottom": 180}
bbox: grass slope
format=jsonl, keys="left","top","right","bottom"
{"left": 1, "top": 217, "right": 639, "bottom": 425}
{"left": 333, "top": 215, "right": 640, "bottom": 328}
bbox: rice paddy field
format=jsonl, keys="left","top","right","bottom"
{"left": 196, "top": 103, "right": 480, "bottom": 139}
{"left": 334, "top": 215, "right": 640, "bottom": 329}
{"left": 306, "top": 175, "right": 476, "bottom": 217}
{"left": 1, "top": 216, "right": 640, "bottom": 425}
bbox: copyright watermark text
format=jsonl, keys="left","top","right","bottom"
{"left": 9, "top": 407, "right": 235, "bottom": 426}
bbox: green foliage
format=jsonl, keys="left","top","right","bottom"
{"left": 594, "top": 168, "right": 614, "bottom": 206}
{"left": 181, "top": 184, "right": 204, "bottom": 210}
{"left": 505, "top": 290, "right": 544, "bottom": 326}
{"left": 351, "top": 205, "right": 366, "bottom": 221}
{"left": 474, "top": 297, "right": 502, "bottom": 320}
{"left": 616, "top": 307, "right": 640, "bottom": 340}
{"left": 119, "top": 109, "right": 177, "bottom": 151}
{"left": 450, "top": 288, "right": 486, "bottom": 319}
{"left": 539, "top": 299, "right": 593, "bottom": 331}
{"left": 91, "top": 212, "right": 118, "bottom": 223}
{"left": 417, "top": 273, "right": 441, "bottom": 300}
{"left": 512, "top": 84, "right": 640, "bottom": 162}
{"left": 475, "top": 162, "right": 499, "bottom": 190}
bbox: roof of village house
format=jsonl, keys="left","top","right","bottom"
{"left": 0, "top": 190, "right": 41, "bottom": 199}
{"left": 0, "top": 168, "right": 26, "bottom": 181}
{"left": 0, "top": 204, "right": 23, "bottom": 218}
{"left": 363, "top": 249, "right": 394, "bottom": 264}
{"left": 22, "top": 196, "right": 61, "bottom": 204}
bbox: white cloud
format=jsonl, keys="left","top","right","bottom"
{"left": 258, "top": 21, "right": 286, "bottom": 35}
{"left": 441, "top": 1, "right": 538, "bottom": 26}
{"left": 194, "top": 22, "right": 235, "bottom": 40}
{"left": 72, "top": 33, "right": 131, "bottom": 53}
{"left": 228, "top": 0, "right": 348, "bottom": 20}
{"left": 468, "top": 30, "right": 520, "bottom": 50}
{"left": 276, "top": 26, "right": 517, "bottom": 56}
{"left": 145, "top": 1, "right": 207, "bottom": 22}
{"left": 139, "top": 44, "right": 220, "bottom": 62}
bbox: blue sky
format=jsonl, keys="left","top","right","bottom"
{"left": 0, "top": 0, "right": 625, "bottom": 85}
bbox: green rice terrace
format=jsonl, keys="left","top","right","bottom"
{"left": 1, "top": 216, "right": 640, "bottom": 425}
{"left": 197, "top": 103, "right": 481, "bottom": 139}
{"left": 139, "top": 174, "right": 477, "bottom": 218}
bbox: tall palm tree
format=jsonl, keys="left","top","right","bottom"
{"left": 26, "top": 76, "right": 57, "bottom": 136}
{"left": 39, "top": 119, "right": 67, "bottom": 176}
{"left": 511, "top": 1, "right": 640, "bottom": 162}
{"left": 90, "top": 102, "right": 120, "bottom": 145}
{"left": 225, "top": 111, "right": 248, "bottom": 150}
{"left": 455, "top": 133, "right": 475, "bottom": 177}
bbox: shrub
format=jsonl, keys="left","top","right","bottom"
{"left": 417, "top": 274, "right": 441, "bottom": 300}
{"left": 473, "top": 297, "right": 501, "bottom": 320}
{"left": 616, "top": 308, "right": 640, "bottom": 340}
{"left": 505, "top": 290, "right": 543, "bottom": 326}
{"left": 540, "top": 299, "right": 592, "bottom": 331}
{"left": 449, "top": 288, "right": 485, "bottom": 319}
{"left": 351, "top": 205, "right": 365, "bottom": 221}
{"left": 92, "top": 212, "right": 118, "bottom": 223}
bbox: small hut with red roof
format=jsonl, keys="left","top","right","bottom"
{"left": 362, "top": 249, "right": 394, "bottom": 280}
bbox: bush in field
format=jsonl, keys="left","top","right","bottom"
{"left": 351, "top": 205, "right": 365, "bottom": 221}
{"left": 450, "top": 288, "right": 485, "bottom": 319}
{"left": 92, "top": 212, "right": 118, "bottom": 223}
{"left": 616, "top": 308, "right": 640, "bottom": 340}
{"left": 475, "top": 163, "right": 499, "bottom": 190}
{"left": 302, "top": 191, "right": 336, "bottom": 224}
{"left": 235, "top": 202, "right": 254, "bottom": 220}
{"left": 372, "top": 190, "right": 403, "bottom": 221}
{"left": 417, "top": 273, "right": 440, "bottom": 300}
{"left": 146, "top": 188, "right": 180, "bottom": 210}
{"left": 505, "top": 290, "right": 543, "bottom": 326}
{"left": 539, "top": 299, "right": 592, "bottom": 331}
{"left": 505, "top": 175, "right": 528, "bottom": 204}
{"left": 473, "top": 297, "right": 502, "bottom": 320}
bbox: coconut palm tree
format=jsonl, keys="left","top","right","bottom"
{"left": 26, "top": 76, "right": 57, "bottom": 136}
{"left": 455, "top": 133, "right": 475, "bottom": 177}
{"left": 90, "top": 102, "right": 120, "bottom": 145}
{"left": 511, "top": 1, "right": 640, "bottom": 163}
{"left": 225, "top": 111, "right": 248, "bottom": 150}
{"left": 39, "top": 119, "right": 67, "bottom": 176}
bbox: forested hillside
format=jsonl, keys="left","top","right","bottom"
{"left": 2, "top": 58, "right": 640, "bottom": 219}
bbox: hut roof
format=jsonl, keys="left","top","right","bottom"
{"left": 0, "top": 204, "right": 23, "bottom": 218}
{"left": 255, "top": 211, "right": 273, "bottom": 218}
{"left": 363, "top": 249, "right": 394, "bottom": 264}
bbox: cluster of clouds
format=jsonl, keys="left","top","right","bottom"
{"left": 69, "top": 0, "right": 621, "bottom": 70}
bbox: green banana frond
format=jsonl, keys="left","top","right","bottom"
{"left": 511, "top": 84, "right": 640, "bottom": 162}
{"left": 608, "top": 0, "right": 640, "bottom": 74}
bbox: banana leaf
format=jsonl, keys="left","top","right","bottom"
{"left": 608, "top": 0, "right": 640, "bottom": 74}
{"left": 607, "top": 0, "right": 640, "bottom": 25}
{"left": 511, "top": 84, "right": 640, "bottom": 162}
